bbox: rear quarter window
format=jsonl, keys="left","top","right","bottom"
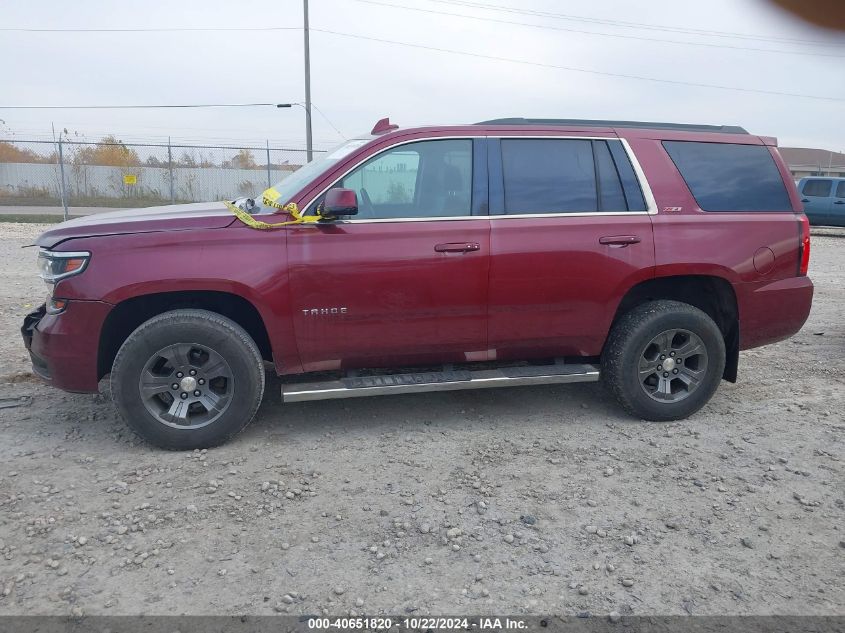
{"left": 663, "top": 141, "right": 792, "bottom": 212}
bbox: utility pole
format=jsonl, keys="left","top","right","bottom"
{"left": 303, "top": 0, "right": 313, "bottom": 163}
{"left": 52, "top": 123, "right": 69, "bottom": 221}
{"left": 168, "top": 136, "right": 174, "bottom": 204}
{"left": 266, "top": 139, "right": 272, "bottom": 188}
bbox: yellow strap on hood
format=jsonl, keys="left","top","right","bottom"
{"left": 224, "top": 187, "right": 323, "bottom": 229}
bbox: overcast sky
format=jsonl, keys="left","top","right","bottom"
{"left": 1, "top": 0, "right": 843, "bottom": 152}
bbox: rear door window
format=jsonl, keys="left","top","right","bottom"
{"left": 837, "top": 181, "right": 845, "bottom": 198}
{"left": 663, "top": 141, "right": 792, "bottom": 211}
{"left": 803, "top": 179, "right": 833, "bottom": 197}
{"left": 606, "top": 141, "right": 647, "bottom": 211}
{"left": 501, "top": 139, "right": 596, "bottom": 213}
{"left": 497, "top": 138, "right": 645, "bottom": 214}
{"left": 594, "top": 140, "right": 626, "bottom": 211}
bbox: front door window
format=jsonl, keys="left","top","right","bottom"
{"left": 337, "top": 139, "right": 473, "bottom": 219}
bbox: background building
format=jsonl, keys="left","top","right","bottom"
{"left": 781, "top": 147, "right": 845, "bottom": 181}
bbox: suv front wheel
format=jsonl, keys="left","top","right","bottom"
{"left": 602, "top": 300, "right": 726, "bottom": 421}
{"left": 111, "top": 309, "right": 265, "bottom": 450}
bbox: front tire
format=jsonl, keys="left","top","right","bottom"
{"left": 111, "top": 309, "right": 265, "bottom": 450}
{"left": 602, "top": 300, "right": 726, "bottom": 421}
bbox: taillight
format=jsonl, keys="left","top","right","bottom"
{"left": 798, "top": 214, "right": 810, "bottom": 276}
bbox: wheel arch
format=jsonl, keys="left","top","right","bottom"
{"left": 98, "top": 290, "right": 273, "bottom": 380}
{"left": 609, "top": 275, "right": 740, "bottom": 382}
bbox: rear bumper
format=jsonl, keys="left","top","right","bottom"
{"left": 737, "top": 275, "right": 814, "bottom": 350}
{"left": 21, "top": 300, "right": 113, "bottom": 393}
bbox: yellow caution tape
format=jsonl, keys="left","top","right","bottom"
{"left": 224, "top": 192, "right": 323, "bottom": 230}
{"left": 262, "top": 186, "right": 285, "bottom": 209}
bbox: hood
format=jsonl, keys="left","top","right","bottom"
{"left": 36, "top": 201, "right": 237, "bottom": 248}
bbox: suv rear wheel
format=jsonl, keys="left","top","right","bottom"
{"left": 111, "top": 309, "right": 265, "bottom": 450}
{"left": 602, "top": 300, "right": 726, "bottom": 421}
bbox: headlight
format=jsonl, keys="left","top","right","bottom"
{"left": 37, "top": 250, "right": 90, "bottom": 312}
{"left": 37, "top": 250, "right": 90, "bottom": 283}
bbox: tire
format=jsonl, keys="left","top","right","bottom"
{"left": 111, "top": 309, "right": 265, "bottom": 450}
{"left": 602, "top": 300, "right": 726, "bottom": 421}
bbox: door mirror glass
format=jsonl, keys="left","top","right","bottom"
{"left": 321, "top": 188, "right": 359, "bottom": 218}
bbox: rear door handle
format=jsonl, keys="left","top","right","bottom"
{"left": 834, "top": 200, "right": 845, "bottom": 205}
{"left": 434, "top": 242, "right": 480, "bottom": 253}
{"left": 801, "top": 198, "right": 809, "bottom": 203}
{"left": 599, "top": 235, "right": 641, "bottom": 246}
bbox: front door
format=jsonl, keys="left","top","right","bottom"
{"left": 486, "top": 136, "right": 656, "bottom": 361}
{"left": 800, "top": 178, "right": 833, "bottom": 224}
{"left": 287, "top": 138, "right": 490, "bottom": 372}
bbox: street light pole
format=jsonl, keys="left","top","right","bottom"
{"left": 303, "top": 0, "right": 314, "bottom": 163}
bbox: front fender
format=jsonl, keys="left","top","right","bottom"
{"left": 50, "top": 226, "right": 302, "bottom": 374}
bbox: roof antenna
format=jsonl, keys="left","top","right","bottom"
{"left": 371, "top": 117, "right": 399, "bottom": 135}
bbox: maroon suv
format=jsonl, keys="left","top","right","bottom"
{"left": 22, "top": 118, "right": 814, "bottom": 449}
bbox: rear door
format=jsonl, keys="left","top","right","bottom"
{"left": 286, "top": 138, "right": 491, "bottom": 372}
{"left": 799, "top": 178, "right": 833, "bottom": 224}
{"left": 832, "top": 180, "right": 845, "bottom": 227}
{"left": 486, "top": 136, "right": 655, "bottom": 361}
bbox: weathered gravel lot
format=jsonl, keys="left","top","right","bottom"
{"left": 0, "top": 222, "right": 842, "bottom": 617}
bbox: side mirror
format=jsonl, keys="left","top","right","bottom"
{"left": 320, "top": 188, "right": 358, "bottom": 218}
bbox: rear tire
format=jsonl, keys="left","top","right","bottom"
{"left": 111, "top": 309, "right": 265, "bottom": 450}
{"left": 602, "top": 300, "right": 725, "bottom": 421}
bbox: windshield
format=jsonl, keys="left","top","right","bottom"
{"left": 257, "top": 138, "right": 372, "bottom": 208}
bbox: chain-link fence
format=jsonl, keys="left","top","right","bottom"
{"left": 0, "top": 138, "right": 324, "bottom": 210}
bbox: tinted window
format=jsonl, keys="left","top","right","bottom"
{"left": 663, "top": 141, "right": 792, "bottom": 212}
{"left": 803, "top": 179, "right": 833, "bottom": 197}
{"left": 502, "top": 139, "right": 596, "bottom": 213}
{"left": 607, "top": 141, "right": 647, "bottom": 211}
{"left": 837, "top": 181, "right": 845, "bottom": 198}
{"left": 338, "top": 139, "right": 472, "bottom": 219}
{"left": 497, "top": 139, "right": 645, "bottom": 214}
{"left": 594, "top": 141, "right": 627, "bottom": 211}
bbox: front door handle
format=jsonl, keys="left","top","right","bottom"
{"left": 801, "top": 198, "right": 809, "bottom": 203}
{"left": 599, "top": 235, "right": 641, "bottom": 247}
{"left": 434, "top": 242, "right": 480, "bottom": 253}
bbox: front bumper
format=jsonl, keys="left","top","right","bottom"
{"left": 21, "top": 300, "right": 113, "bottom": 393}
{"left": 21, "top": 304, "right": 51, "bottom": 379}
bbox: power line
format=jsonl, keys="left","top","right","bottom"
{"left": 0, "top": 26, "right": 299, "bottom": 32}
{"left": 0, "top": 103, "right": 293, "bottom": 110}
{"left": 355, "top": 0, "right": 845, "bottom": 58}
{"left": 308, "top": 103, "right": 347, "bottom": 139}
{"left": 0, "top": 137, "right": 321, "bottom": 151}
{"left": 284, "top": 102, "right": 348, "bottom": 140}
{"left": 427, "top": 0, "right": 845, "bottom": 48}
{"left": 1, "top": 25, "right": 841, "bottom": 105}
{"left": 310, "top": 28, "right": 845, "bottom": 102}
{"left": 3, "top": 5, "right": 841, "bottom": 49}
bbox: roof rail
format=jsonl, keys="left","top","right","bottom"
{"left": 476, "top": 118, "right": 748, "bottom": 134}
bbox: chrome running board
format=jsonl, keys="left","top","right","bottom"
{"left": 282, "top": 363, "right": 600, "bottom": 402}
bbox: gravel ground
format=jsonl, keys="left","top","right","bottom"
{"left": 0, "top": 222, "right": 842, "bottom": 617}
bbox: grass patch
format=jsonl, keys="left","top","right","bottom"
{"left": 0, "top": 213, "right": 81, "bottom": 224}
{"left": 0, "top": 196, "right": 180, "bottom": 208}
